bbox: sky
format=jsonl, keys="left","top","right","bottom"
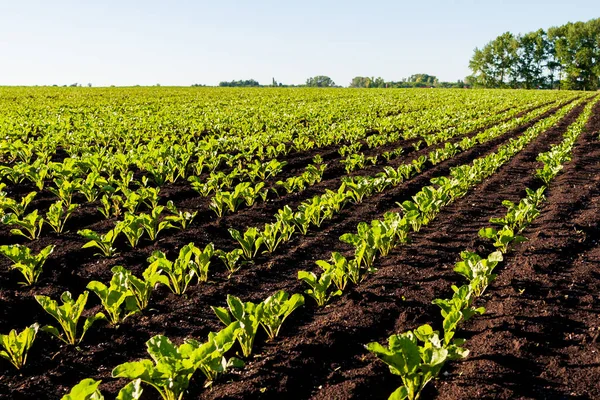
{"left": 0, "top": 0, "right": 597, "bottom": 87}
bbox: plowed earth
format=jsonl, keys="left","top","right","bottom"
{"left": 434, "top": 99, "right": 600, "bottom": 400}
{"left": 1, "top": 99, "right": 598, "bottom": 400}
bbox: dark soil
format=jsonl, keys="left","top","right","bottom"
{"left": 0, "top": 98, "right": 595, "bottom": 400}
{"left": 434, "top": 99, "right": 600, "bottom": 400}
{"left": 188, "top": 96, "right": 592, "bottom": 400}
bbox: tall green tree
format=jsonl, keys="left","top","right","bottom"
{"left": 407, "top": 74, "right": 438, "bottom": 85}
{"left": 219, "top": 79, "right": 260, "bottom": 87}
{"left": 350, "top": 76, "right": 371, "bottom": 88}
{"left": 469, "top": 18, "right": 600, "bottom": 90}
{"left": 548, "top": 19, "right": 600, "bottom": 90}
{"left": 305, "top": 76, "right": 335, "bottom": 87}
{"left": 514, "top": 29, "right": 549, "bottom": 88}
{"left": 468, "top": 45, "right": 500, "bottom": 87}
{"left": 492, "top": 32, "right": 519, "bottom": 87}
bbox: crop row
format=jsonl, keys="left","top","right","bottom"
{"left": 366, "top": 96, "right": 599, "bottom": 399}
{"left": 51, "top": 96, "right": 592, "bottom": 397}
{"left": 0, "top": 89, "right": 589, "bottom": 399}
{"left": 0, "top": 97, "right": 578, "bottom": 293}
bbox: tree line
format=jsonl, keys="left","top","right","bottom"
{"left": 468, "top": 18, "right": 600, "bottom": 90}
{"left": 217, "top": 76, "right": 340, "bottom": 87}
{"left": 349, "top": 74, "right": 466, "bottom": 88}
{"left": 208, "top": 74, "right": 466, "bottom": 88}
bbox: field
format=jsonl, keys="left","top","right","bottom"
{"left": 0, "top": 87, "right": 599, "bottom": 400}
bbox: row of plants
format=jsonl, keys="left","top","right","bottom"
{"left": 0, "top": 90, "right": 587, "bottom": 400}
{"left": 338, "top": 96, "right": 558, "bottom": 174}
{"left": 1, "top": 92, "right": 552, "bottom": 231}
{"left": 0, "top": 96, "right": 583, "bottom": 294}
{"left": 0, "top": 90, "right": 519, "bottom": 189}
{"left": 0, "top": 97, "right": 579, "bottom": 294}
{"left": 48, "top": 94, "right": 583, "bottom": 399}
{"left": 209, "top": 97, "right": 581, "bottom": 278}
{"left": 1, "top": 95, "right": 560, "bottom": 290}
{"left": 0, "top": 94, "right": 564, "bottom": 244}
{"left": 0, "top": 91, "right": 562, "bottom": 200}
{"left": 0, "top": 96, "right": 523, "bottom": 238}
{"left": 295, "top": 95, "right": 586, "bottom": 307}
{"left": 205, "top": 157, "right": 326, "bottom": 217}
{"left": 1, "top": 285, "right": 305, "bottom": 399}
{"left": 365, "top": 96, "right": 598, "bottom": 400}
{"left": 2, "top": 89, "right": 552, "bottom": 169}
{"left": 0, "top": 152, "right": 289, "bottom": 201}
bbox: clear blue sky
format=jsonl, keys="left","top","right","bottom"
{"left": 0, "top": 0, "right": 597, "bottom": 87}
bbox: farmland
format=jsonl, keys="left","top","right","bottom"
{"left": 0, "top": 87, "right": 599, "bottom": 400}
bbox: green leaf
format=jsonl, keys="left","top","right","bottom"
{"left": 116, "top": 379, "right": 143, "bottom": 400}
{"left": 478, "top": 227, "right": 497, "bottom": 239}
{"left": 61, "top": 378, "right": 104, "bottom": 400}
{"left": 429, "top": 346, "right": 449, "bottom": 367}
{"left": 388, "top": 386, "right": 409, "bottom": 400}
{"left": 487, "top": 251, "right": 503, "bottom": 263}
{"left": 146, "top": 335, "right": 179, "bottom": 362}
{"left": 212, "top": 306, "right": 232, "bottom": 326}
{"left": 40, "top": 325, "right": 62, "bottom": 339}
{"left": 112, "top": 360, "right": 154, "bottom": 380}
{"left": 227, "top": 295, "right": 245, "bottom": 321}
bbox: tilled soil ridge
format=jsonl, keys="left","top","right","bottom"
{"left": 435, "top": 100, "right": 600, "bottom": 400}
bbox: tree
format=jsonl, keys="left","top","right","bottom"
{"left": 407, "top": 74, "right": 437, "bottom": 85}
{"left": 469, "top": 45, "right": 497, "bottom": 87}
{"left": 492, "top": 32, "right": 519, "bottom": 87}
{"left": 305, "top": 76, "right": 335, "bottom": 87}
{"left": 548, "top": 19, "right": 600, "bottom": 90}
{"left": 469, "top": 18, "right": 600, "bottom": 90}
{"left": 469, "top": 33, "right": 527, "bottom": 88}
{"left": 349, "top": 76, "right": 385, "bottom": 88}
{"left": 514, "top": 29, "right": 549, "bottom": 88}
{"left": 219, "top": 79, "right": 260, "bottom": 87}
{"left": 350, "top": 76, "right": 369, "bottom": 88}
{"left": 372, "top": 77, "right": 386, "bottom": 87}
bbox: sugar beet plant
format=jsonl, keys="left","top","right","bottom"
{"left": 87, "top": 271, "right": 140, "bottom": 325}
{"left": 214, "top": 248, "right": 244, "bottom": 277}
{"left": 110, "top": 264, "right": 168, "bottom": 312}
{"left": 0, "top": 244, "right": 54, "bottom": 286}
{"left": 45, "top": 200, "right": 79, "bottom": 233}
{"left": 1, "top": 209, "right": 44, "bottom": 240}
{"left": 366, "top": 324, "right": 468, "bottom": 400}
{"left": 112, "top": 323, "right": 243, "bottom": 400}
{"left": 147, "top": 242, "right": 214, "bottom": 295}
{"left": 259, "top": 291, "right": 305, "bottom": 340}
{"left": 212, "top": 295, "right": 262, "bottom": 358}
{"left": 0, "top": 191, "right": 36, "bottom": 217}
{"left": 35, "top": 291, "right": 105, "bottom": 345}
{"left": 212, "top": 291, "right": 305, "bottom": 357}
{"left": 61, "top": 378, "right": 143, "bottom": 400}
{"left": 0, "top": 323, "right": 39, "bottom": 370}
{"left": 78, "top": 226, "right": 122, "bottom": 257}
